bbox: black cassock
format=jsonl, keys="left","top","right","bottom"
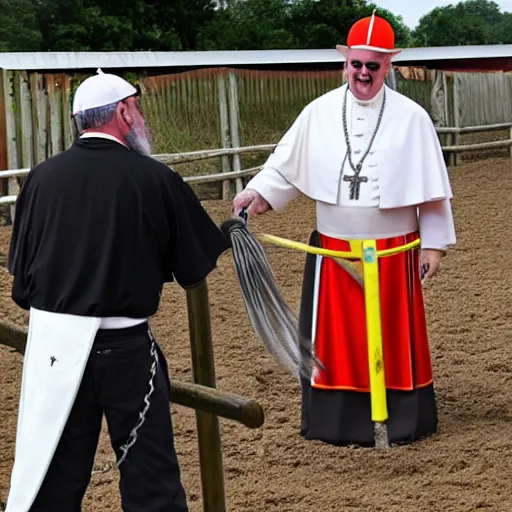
{"left": 7, "top": 137, "right": 229, "bottom": 512}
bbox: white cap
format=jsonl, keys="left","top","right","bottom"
{"left": 72, "top": 68, "right": 138, "bottom": 115}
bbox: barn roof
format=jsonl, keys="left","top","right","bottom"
{"left": 0, "top": 45, "right": 511, "bottom": 72}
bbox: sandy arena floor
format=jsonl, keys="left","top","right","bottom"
{"left": 1, "top": 157, "right": 512, "bottom": 511}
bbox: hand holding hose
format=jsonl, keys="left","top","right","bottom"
{"left": 233, "top": 189, "right": 271, "bottom": 217}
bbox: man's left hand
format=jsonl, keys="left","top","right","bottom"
{"left": 420, "top": 249, "right": 444, "bottom": 279}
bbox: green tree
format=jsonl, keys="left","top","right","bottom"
{"left": 287, "top": 0, "right": 410, "bottom": 50}
{"left": 412, "top": 0, "right": 504, "bottom": 46}
{"left": 37, "top": 0, "right": 173, "bottom": 51}
{"left": 148, "top": 0, "right": 217, "bottom": 50}
{"left": 35, "top": 0, "right": 214, "bottom": 51}
{"left": 462, "top": 0, "right": 503, "bottom": 26}
{"left": 5, "top": 0, "right": 508, "bottom": 54}
{"left": 202, "top": 0, "right": 294, "bottom": 50}
{"left": 496, "top": 12, "right": 512, "bottom": 44}
{"left": 0, "top": 0, "right": 42, "bottom": 51}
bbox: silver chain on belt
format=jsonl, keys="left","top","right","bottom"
{"left": 116, "top": 327, "right": 158, "bottom": 467}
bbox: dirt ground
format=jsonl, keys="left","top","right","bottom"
{"left": 1, "top": 156, "right": 512, "bottom": 511}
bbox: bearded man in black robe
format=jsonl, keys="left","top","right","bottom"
{"left": 5, "top": 69, "right": 229, "bottom": 512}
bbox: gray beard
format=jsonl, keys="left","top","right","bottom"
{"left": 125, "top": 127, "right": 152, "bottom": 156}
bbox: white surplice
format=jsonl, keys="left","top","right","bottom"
{"left": 247, "top": 83, "right": 456, "bottom": 250}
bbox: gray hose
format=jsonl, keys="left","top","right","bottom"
{"left": 221, "top": 217, "right": 324, "bottom": 381}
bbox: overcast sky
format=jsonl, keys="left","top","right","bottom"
{"left": 373, "top": 0, "right": 512, "bottom": 29}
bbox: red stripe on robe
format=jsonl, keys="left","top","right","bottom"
{"left": 311, "top": 232, "right": 433, "bottom": 392}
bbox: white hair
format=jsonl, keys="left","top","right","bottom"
{"left": 74, "top": 102, "right": 118, "bottom": 132}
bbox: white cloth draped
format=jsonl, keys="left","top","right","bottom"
{"left": 6, "top": 308, "right": 100, "bottom": 512}
{"left": 247, "top": 83, "right": 456, "bottom": 250}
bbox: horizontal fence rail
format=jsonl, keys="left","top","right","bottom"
{"left": 0, "top": 145, "right": 274, "bottom": 186}
{"left": 154, "top": 144, "right": 277, "bottom": 165}
{"left": 1, "top": 122, "right": 511, "bottom": 206}
{"left": 443, "top": 139, "right": 512, "bottom": 152}
{"left": 435, "top": 122, "right": 512, "bottom": 134}
{"left": 0, "top": 195, "right": 16, "bottom": 204}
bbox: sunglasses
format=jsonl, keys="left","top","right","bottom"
{"left": 350, "top": 60, "right": 381, "bottom": 72}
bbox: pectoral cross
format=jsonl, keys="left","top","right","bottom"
{"left": 343, "top": 164, "right": 368, "bottom": 200}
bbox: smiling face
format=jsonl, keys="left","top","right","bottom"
{"left": 344, "top": 49, "right": 391, "bottom": 101}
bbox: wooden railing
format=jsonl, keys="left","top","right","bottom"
{"left": 1, "top": 122, "right": 511, "bottom": 206}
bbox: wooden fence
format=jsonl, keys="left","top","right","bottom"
{"left": 2, "top": 119, "right": 512, "bottom": 207}
{"left": 1, "top": 66, "right": 511, "bottom": 207}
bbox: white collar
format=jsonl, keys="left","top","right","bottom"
{"left": 80, "top": 132, "right": 127, "bottom": 147}
{"left": 347, "top": 84, "right": 385, "bottom": 108}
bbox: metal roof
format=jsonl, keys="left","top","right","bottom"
{"left": 5, "top": 50, "right": 340, "bottom": 70}
{"left": 395, "top": 45, "right": 512, "bottom": 71}
{"left": 0, "top": 45, "right": 511, "bottom": 71}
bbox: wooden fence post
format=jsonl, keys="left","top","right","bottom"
{"left": 18, "top": 72, "right": 33, "bottom": 179}
{"left": 30, "top": 73, "right": 48, "bottom": 166}
{"left": 47, "top": 75, "right": 63, "bottom": 157}
{"left": 228, "top": 71, "right": 243, "bottom": 195}
{"left": 0, "top": 70, "right": 8, "bottom": 199}
{"left": 186, "top": 280, "right": 226, "bottom": 512}
{"left": 453, "top": 73, "right": 462, "bottom": 166}
{"left": 61, "top": 74, "right": 75, "bottom": 149}
{"left": 442, "top": 73, "right": 455, "bottom": 168}
{"left": 388, "top": 66, "right": 397, "bottom": 91}
{"left": 2, "top": 70, "right": 20, "bottom": 222}
{"left": 510, "top": 126, "right": 512, "bottom": 160}
{"left": 217, "top": 73, "right": 232, "bottom": 200}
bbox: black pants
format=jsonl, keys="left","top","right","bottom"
{"left": 30, "top": 323, "right": 188, "bottom": 512}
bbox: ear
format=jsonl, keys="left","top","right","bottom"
{"left": 388, "top": 50, "right": 402, "bottom": 61}
{"left": 336, "top": 45, "right": 350, "bottom": 59}
{"left": 116, "top": 101, "right": 133, "bottom": 132}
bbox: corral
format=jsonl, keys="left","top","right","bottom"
{"left": 1, "top": 47, "right": 512, "bottom": 511}
{"left": 1, "top": 156, "right": 512, "bottom": 511}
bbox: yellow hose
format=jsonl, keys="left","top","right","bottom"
{"left": 362, "top": 240, "right": 387, "bottom": 424}
{"left": 257, "top": 233, "right": 420, "bottom": 260}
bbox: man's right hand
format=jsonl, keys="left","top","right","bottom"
{"left": 233, "top": 188, "right": 271, "bottom": 217}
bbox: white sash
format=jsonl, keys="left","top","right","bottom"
{"left": 5, "top": 308, "right": 100, "bottom": 512}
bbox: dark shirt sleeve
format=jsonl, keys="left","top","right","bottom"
{"left": 7, "top": 172, "right": 37, "bottom": 310}
{"left": 164, "top": 171, "right": 230, "bottom": 288}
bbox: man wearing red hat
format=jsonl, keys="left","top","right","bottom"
{"left": 234, "top": 12, "right": 456, "bottom": 447}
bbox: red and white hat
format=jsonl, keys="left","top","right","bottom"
{"left": 336, "top": 10, "right": 401, "bottom": 55}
